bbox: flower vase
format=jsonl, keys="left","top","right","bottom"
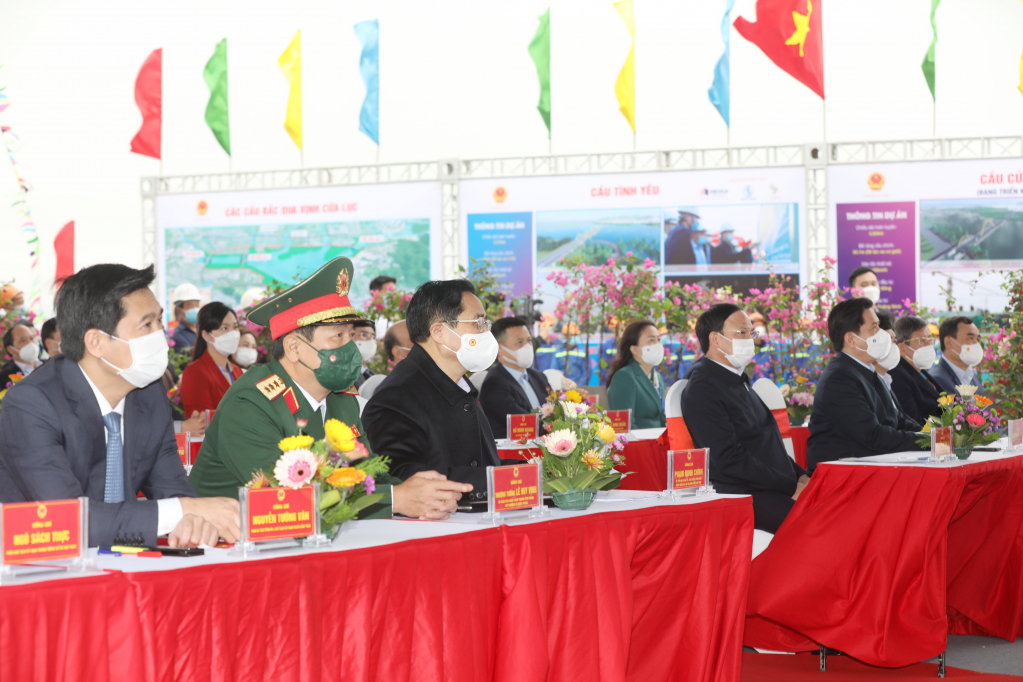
{"left": 550, "top": 490, "right": 595, "bottom": 511}
{"left": 953, "top": 446, "right": 973, "bottom": 461}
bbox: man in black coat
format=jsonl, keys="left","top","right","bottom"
{"left": 710, "top": 226, "right": 754, "bottom": 264}
{"left": 0, "top": 321, "right": 41, "bottom": 388}
{"left": 807, "top": 298, "right": 924, "bottom": 473}
{"left": 682, "top": 303, "right": 808, "bottom": 533}
{"left": 0, "top": 264, "right": 239, "bottom": 547}
{"left": 364, "top": 279, "right": 512, "bottom": 503}
{"left": 479, "top": 317, "right": 552, "bottom": 439}
{"left": 890, "top": 315, "right": 942, "bottom": 424}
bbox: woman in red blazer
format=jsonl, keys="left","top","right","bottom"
{"left": 180, "top": 302, "right": 244, "bottom": 415}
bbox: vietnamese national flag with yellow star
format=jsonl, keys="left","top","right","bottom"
{"left": 734, "top": 0, "right": 824, "bottom": 99}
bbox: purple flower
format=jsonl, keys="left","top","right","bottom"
{"left": 363, "top": 475, "right": 376, "bottom": 495}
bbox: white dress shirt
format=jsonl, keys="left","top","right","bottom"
{"left": 78, "top": 365, "right": 183, "bottom": 535}
{"left": 294, "top": 381, "right": 328, "bottom": 423}
{"left": 14, "top": 360, "right": 35, "bottom": 376}
{"left": 501, "top": 363, "right": 541, "bottom": 409}
{"left": 843, "top": 351, "right": 876, "bottom": 373}
{"left": 948, "top": 360, "right": 976, "bottom": 387}
{"left": 709, "top": 358, "right": 744, "bottom": 376}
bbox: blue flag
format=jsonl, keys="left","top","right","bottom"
{"left": 707, "top": 0, "right": 735, "bottom": 127}
{"left": 354, "top": 19, "right": 380, "bottom": 145}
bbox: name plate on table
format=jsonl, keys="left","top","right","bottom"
{"left": 246, "top": 486, "right": 316, "bottom": 541}
{"left": 497, "top": 444, "right": 544, "bottom": 461}
{"left": 507, "top": 414, "right": 539, "bottom": 442}
{"left": 1009, "top": 419, "right": 1023, "bottom": 452}
{"left": 666, "top": 449, "right": 713, "bottom": 497}
{"left": 0, "top": 497, "right": 94, "bottom": 582}
{"left": 482, "top": 463, "right": 548, "bottom": 523}
{"left": 930, "top": 426, "right": 953, "bottom": 463}
{"left": 606, "top": 409, "right": 632, "bottom": 434}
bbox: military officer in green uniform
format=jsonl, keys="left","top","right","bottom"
{"left": 189, "top": 257, "right": 471, "bottom": 520}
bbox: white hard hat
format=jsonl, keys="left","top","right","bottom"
{"left": 240, "top": 287, "right": 267, "bottom": 309}
{"left": 171, "top": 283, "right": 202, "bottom": 304}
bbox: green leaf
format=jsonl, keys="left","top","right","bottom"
{"left": 544, "top": 477, "right": 572, "bottom": 493}
{"left": 592, "top": 474, "right": 622, "bottom": 490}
{"left": 349, "top": 492, "right": 386, "bottom": 513}
{"left": 570, "top": 470, "right": 599, "bottom": 490}
{"left": 319, "top": 488, "right": 341, "bottom": 510}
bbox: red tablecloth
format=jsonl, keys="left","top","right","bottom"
{"left": 615, "top": 439, "right": 669, "bottom": 491}
{"left": 789, "top": 426, "right": 809, "bottom": 470}
{"left": 1, "top": 501, "right": 753, "bottom": 682}
{"left": 744, "top": 454, "right": 1023, "bottom": 667}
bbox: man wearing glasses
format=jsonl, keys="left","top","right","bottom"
{"left": 890, "top": 315, "right": 942, "bottom": 424}
{"left": 681, "top": 303, "right": 809, "bottom": 534}
{"left": 363, "top": 280, "right": 510, "bottom": 504}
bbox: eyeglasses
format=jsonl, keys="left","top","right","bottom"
{"left": 903, "top": 337, "right": 935, "bottom": 348}
{"left": 453, "top": 318, "right": 492, "bottom": 333}
{"left": 721, "top": 328, "right": 760, "bottom": 340}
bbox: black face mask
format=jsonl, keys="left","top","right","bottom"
{"left": 298, "top": 338, "right": 363, "bottom": 391}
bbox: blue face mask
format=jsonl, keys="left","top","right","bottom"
{"left": 184, "top": 308, "right": 199, "bottom": 324}
{"left": 697, "top": 236, "right": 710, "bottom": 245}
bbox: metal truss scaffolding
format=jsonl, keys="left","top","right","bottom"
{"left": 142, "top": 135, "right": 1023, "bottom": 283}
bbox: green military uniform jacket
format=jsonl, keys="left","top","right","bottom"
{"left": 189, "top": 358, "right": 398, "bottom": 518}
{"left": 606, "top": 360, "right": 667, "bottom": 429}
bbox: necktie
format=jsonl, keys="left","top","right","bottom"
{"left": 520, "top": 373, "right": 540, "bottom": 409}
{"left": 103, "top": 412, "right": 125, "bottom": 503}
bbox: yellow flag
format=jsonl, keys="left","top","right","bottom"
{"left": 278, "top": 30, "right": 302, "bottom": 149}
{"left": 614, "top": 0, "right": 636, "bottom": 133}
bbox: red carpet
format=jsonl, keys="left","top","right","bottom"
{"left": 740, "top": 652, "right": 1023, "bottom": 681}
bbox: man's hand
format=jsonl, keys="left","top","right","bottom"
{"left": 168, "top": 514, "right": 220, "bottom": 547}
{"left": 183, "top": 410, "right": 207, "bottom": 437}
{"left": 392, "top": 471, "right": 472, "bottom": 521}
{"left": 179, "top": 497, "right": 241, "bottom": 543}
{"left": 792, "top": 474, "right": 810, "bottom": 501}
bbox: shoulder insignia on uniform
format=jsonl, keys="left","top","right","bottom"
{"left": 350, "top": 425, "right": 361, "bottom": 438}
{"left": 256, "top": 374, "right": 287, "bottom": 400}
{"left": 282, "top": 386, "right": 300, "bottom": 415}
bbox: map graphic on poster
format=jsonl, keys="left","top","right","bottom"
{"left": 155, "top": 182, "right": 441, "bottom": 312}
{"left": 920, "top": 198, "right": 1023, "bottom": 267}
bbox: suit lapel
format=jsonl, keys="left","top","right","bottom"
{"left": 123, "top": 390, "right": 144, "bottom": 497}
{"left": 269, "top": 360, "right": 324, "bottom": 439}
{"left": 631, "top": 362, "right": 662, "bottom": 404}
{"left": 61, "top": 360, "right": 110, "bottom": 497}
{"left": 527, "top": 370, "right": 549, "bottom": 404}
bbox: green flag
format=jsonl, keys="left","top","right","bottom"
{"left": 921, "top": 0, "right": 939, "bottom": 99}
{"left": 204, "top": 39, "right": 231, "bottom": 155}
{"left": 528, "top": 9, "right": 551, "bottom": 134}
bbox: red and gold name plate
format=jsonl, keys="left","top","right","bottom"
{"left": 670, "top": 449, "right": 707, "bottom": 491}
{"left": 2, "top": 499, "right": 81, "bottom": 565}
{"left": 247, "top": 486, "right": 315, "bottom": 541}
{"left": 507, "top": 414, "right": 539, "bottom": 442}
{"left": 606, "top": 409, "right": 632, "bottom": 434}
{"left": 932, "top": 426, "right": 952, "bottom": 458}
{"left": 175, "top": 432, "right": 188, "bottom": 465}
{"left": 491, "top": 464, "right": 541, "bottom": 513}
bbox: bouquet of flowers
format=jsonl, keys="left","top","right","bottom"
{"left": 532, "top": 389, "right": 626, "bottom": 494}
{"left": 782, "top": 375, "right": 815, "bottom": 426}
{"left": 247, "top": 418, "right": 390, "bottom": 534}
{"left": 916, "top": 385, "right": 1002, "bottom": 453}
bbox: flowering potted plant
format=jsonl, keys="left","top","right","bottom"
{"left": 783, "top": 376, "right": 815, "bottom": 426}
{"left": 246, "top": 418, "right": 390, "bottom": 536}
{"left": 916, "top": 386, "right": 1001, "bottom": 459}
{"left": 532, "top": 389, "right": 626, "bottom": 510}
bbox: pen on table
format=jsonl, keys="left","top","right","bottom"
{"left": 109, "top": 546, "right": 146, "bottom": 554}
{"left": 98, "top": 547, "right": 122, "bottom": 556}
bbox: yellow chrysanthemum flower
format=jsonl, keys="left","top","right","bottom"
{"left": 326, "top": 467, "right": 367, "bottom": 489}
{"left": 938, "top": 395, "right": 954, "bottom": 407}
{"left": 324, "top": 419, "right": 356, "bottom": 452}
{"left": 278, "top": 434, "right": 315, "bottom": 452}
{"left": 596, "top": 422, "right": 616, "bottom": 444}
{"left": 975, "top": 395, "right": 993, "bottom": 408}
{"left": 581, "top": 449, "right": 603, "bottom": 471}
{"left": 564, "top": 390, "right": 582, "bottom": 403}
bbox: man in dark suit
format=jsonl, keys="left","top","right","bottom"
{"left": 0, "top": 321, "right": 41, "bottom": 388}
{"left": 364, "top": 279, "right": 513, "bottom": 503}
{"left": 891, "top": 315, "right": 942, "bottom": 424}
{"left": 0, "top": 264, "right": 240, "bottom": 547}
{"left": 929, "top": 316, "right": 983, "bottom": 398}
{"left": 682, "top": 303, "right": 808, "bottom": 533}
{"left": 710, "top": 226, "right": 754, "bottom": 264}
{"left": 807, "top": 298, "right": 924, "bottom": 472}
{"left": 664, "top": 210, "right": 700, "bottom": 265}
{"left": 479, "top": 317, "right": 552, "bottom": 439}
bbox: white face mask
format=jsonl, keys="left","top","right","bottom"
{"left": 952, "top": 339, "right": 983, "bottom": 367}
{"left": 501, "top": 343, "right": 534, "bottom": 370}
{"left": 907, "top": 343, "right": 936, "bottom": 371}
{"left": 860, "top": 286, "right": 881, "bottom": 304}
{"left": 17, "top": 342, "right": 39, "bottom": 364}
{"left": 443, "top": 326, "right": 500, "bottom": 373}
{"left": 234, "top": 347, "right": 258, "bottom": 368}
{"left": 718, "top": 334, "right": 755, "bottom": 369}
{"left": 640, "top": 342, "right": 665, "bottom": 367}
{"left": 210, "top": 329, "right": 240, "bottom": 356}
{"left": 853, "top": 329, "right": 892, "bottom": 361}
{"left": 100, "top": 329, "right": 170, "bottom": 389}
{"left": 878, "top": 338, "right": 901, "bottom": 371}
{"left": 354, "top": 339, "right": 377, "bottom": 363}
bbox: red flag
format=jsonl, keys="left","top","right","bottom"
{"left": 734, "top": 0, "right": 824, "bottom": 99}
{"left": 130, "top": 49, "right": 162, "bottom": 158}
{"left": 54, "top": 221, "right": 74, "bottom": 284}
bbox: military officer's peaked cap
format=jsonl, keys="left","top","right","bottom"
{"left": 248, "top": 257, "right": 370, "bottom": 339}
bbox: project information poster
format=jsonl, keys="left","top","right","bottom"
{"left": 466, "top": 212, "right": 534, "bottom": 297}
{"left": 460, "top": 167, "right": 807, "bottom": 304}
{"left": 829, "top": 159, "right": 1023, "bottom": 312}
{"left": 836, "top": 202, "right": 916, "bottom": 307}
{"left": 155, "top": 182, "right": 442, "bottom": 314}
